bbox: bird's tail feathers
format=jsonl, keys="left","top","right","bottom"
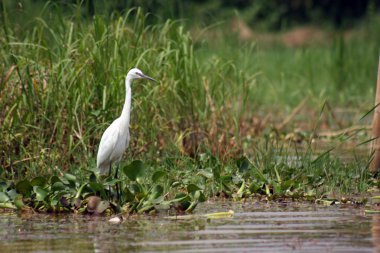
{"left": 97, "top": 163, "right": 110, "bottom": 175}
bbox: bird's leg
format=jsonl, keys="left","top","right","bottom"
{"left": 108, "top": 162, "right": 112, "bottom": 177}
{"left": 115, "top": 164, "right": 120, "bottom": 206}
{"left": 108, "top": 162, "right": 112, "bottom": 201}
{"left": 114, "top": 164, "right": 119, "bottom": 179}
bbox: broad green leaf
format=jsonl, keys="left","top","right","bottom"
{"left": 31, "top": 177, "right": 47, "bottom": 187}
{"left": 236, "top": 156, "right": 250, "bottom": 173}
{"left": 148, "top": 185, "right": 163, "bottom": 201}
{"left": 171, "top": 181, "right": 181, "bottom": 188}
{"left": 0, "top": 181, "right": 9, "bottom": 191}
{"left": 7, "top": 189, "right": 18, "bottom": 200}
{"left": 64, "top": 173, "right": 76, "bottom": 182}
{"left": 191, "top": 190, "right": 201, "bottom": 201}
{"left": 51, "top": 198, "right": 59, "bottom": 207}
{"left": 130, "top": 183, "right": 142, "bottom": 194}
{"left": 51, "top": 182, "right": 66, "bottom": 191}
{"left": 185, "top": 201, "right": 198, "bottom": 212}
{"left": 187, "top": 183, "right": 202, "bottom": 193}
{"left": 151, "top": 170, "right": 166, "bottom": 182}
{"left": 15, "top": 180, "right": 32, "bottom": 196}
{"left": 50, "top": 176, "right": 62, "bottom": 185}
{"left": 190, "top": 190, "right": 206, "bottom": 202}
{"left": 197, "top": 190, "right": 206, "bottom": 202}
{"left": 34, "top": 186, "right": 48, "bottom": 201}
{"left": 0, "top": 192, "right": 9, "bottom": 202}
{"left": 89, "top": 182, "right": 104, "bottom": 192}
{"left": 123, "top": 160, "right": 146, "bottom": 181}
{"left": 171, "top": 193, "right": 190, "bottom": 203}
{"left": 123, "top": 186, "right": 135, "bottom": 202}
{"left": 59, "top": 176, "right": 70, "bottom": 185}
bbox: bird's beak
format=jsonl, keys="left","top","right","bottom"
{"left": 137, "top": 72, "right": 158, "bottom": 83}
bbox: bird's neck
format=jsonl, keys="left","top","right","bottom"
{"left": 120, "top": 76, "right": 132, "bottom": 133}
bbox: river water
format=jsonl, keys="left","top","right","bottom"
{"left": 0, "top": 201, "right": 376, "bottom": 252}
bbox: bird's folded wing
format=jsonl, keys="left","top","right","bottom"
{"left": 96, "top": 120, "right": 119, "bottom": 169}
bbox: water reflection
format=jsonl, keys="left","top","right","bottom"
{"left": 372, "top": 215, "right": 380, "bottom": 253}
{"left": 0, "top": 203, "right": 375, "bottom": 252}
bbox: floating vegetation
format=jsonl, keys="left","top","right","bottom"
{"left": 0, "top": 151, "right": 375, "bottom": 214}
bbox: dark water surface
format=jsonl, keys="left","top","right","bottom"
{"left": 0, "top": 201, "right": 376, "bottom": 252}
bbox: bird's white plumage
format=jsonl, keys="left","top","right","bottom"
{"left": 97, "top": 118, "right": 130, "bottom": 174}
{"left": 96, "top": 68, "right": 156, "bottom": 175}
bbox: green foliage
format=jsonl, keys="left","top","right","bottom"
{"left": 0, "top": 2, "right": 260, "bottom": 175}
{"left": 9, "top": 0, "right": 377, "bottom": 29}
{"left": 124, "top": 160, "right": 146, "bottom": 181}
{"left": 0, "top": 2, "right": 377, "bottom": 214}
{"left": 0, "top": 148, "right": 372, "bottom": 214}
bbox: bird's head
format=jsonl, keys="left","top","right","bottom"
{"left": 127, "top": 68, "right": 157, "bottom": 82}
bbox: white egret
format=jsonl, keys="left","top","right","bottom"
{"left": 96, "top": 68, "right": 157, "bottom": 180}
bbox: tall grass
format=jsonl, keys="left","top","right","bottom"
{"left": 0, "top": 3, "right": 252, "bottom": 177}
{"left": 0, "top": 1, "right": 378, "bottom": 197}
{"left": 198, "top": 37, "right": 378, "bottom": 110}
